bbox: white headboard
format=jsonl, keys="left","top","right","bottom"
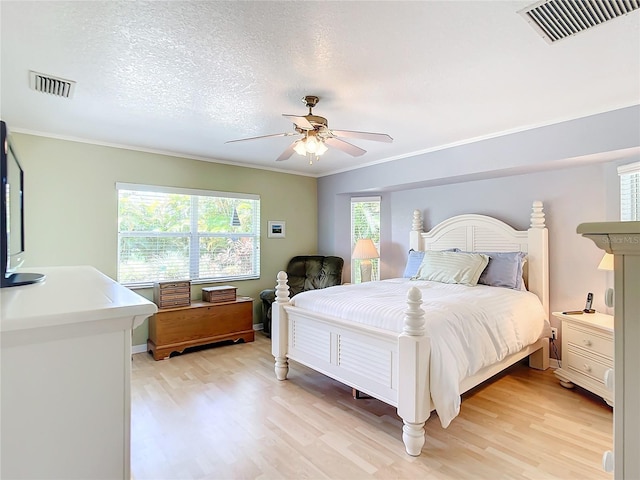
{"left": 409, "top": 201, "right": 549, "bottom": 320}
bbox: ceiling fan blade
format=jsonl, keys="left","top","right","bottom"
{"left": 225, "top": 132, "right": 297, "bottom": 144}
{"left": 324, "top": 137, "right": 366, "bottom": 157}
{"left": 282, "top": 114, "right": 314, "bottom": 130}
{"left": 330, "top": 129, "right": 393, "bottom": 143}
{"left": 276, "top": 141, "right": 298, "bottom": 162}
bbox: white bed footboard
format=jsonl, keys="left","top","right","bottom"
{"left": 271, "top": 274, "right": 431, "bottom": 456}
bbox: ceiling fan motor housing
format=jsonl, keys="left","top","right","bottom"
{"left": 294, "top": 115, "right": 328, "bottom": 136}
{"left": 307, "top": 115, "right": 328, "bottom": 128}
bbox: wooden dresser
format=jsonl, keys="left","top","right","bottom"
{"left": 148, "top": 297, "right": 254, "bottom": 360}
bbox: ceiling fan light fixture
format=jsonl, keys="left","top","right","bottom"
{"left": 293, "top": 140, "right": 307, "bottom": 156}
{"left": 294, "top": 136, "right": 328, "bottom": 158}
{"left": 315, "top": 141, "right": 328, "bottom": 156}
{"left": 305, "top": 136, "right": 319, "bottom": 153}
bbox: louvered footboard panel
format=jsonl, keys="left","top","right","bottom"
{"left": 287, "top": 309, "right": 399, "bottom": 406}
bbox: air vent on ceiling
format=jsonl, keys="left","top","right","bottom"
{"left": 519, "top": 0, "right": 640, "bottom": 44}
{"left": 29, "top": 71, "right": 76, "bottom": 98}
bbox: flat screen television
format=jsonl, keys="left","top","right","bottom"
{"left": 1, "top": 120, "right": 44, "bottom": 287}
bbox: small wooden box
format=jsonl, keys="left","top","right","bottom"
{"left": 154, "top": 280, "right": 191, "bottom": 309}
{"left": 202, "top": 285, "right": 237, "bottom": 304}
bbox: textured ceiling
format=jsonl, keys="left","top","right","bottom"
{"left": 1, "top": 1, "right": 639, "bottom": 177}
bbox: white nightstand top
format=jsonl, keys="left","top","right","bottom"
{"left": 552, "top": 311, "right": 613, "bottom": 333}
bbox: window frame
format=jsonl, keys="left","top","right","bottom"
{"left": 350, "top": 196, "right": 381, "bottom": 283}
{"left": 618, "top": 161, "right": 640, "bottom": 221}
{"left": 116, "top": 182, "right": 260, "bottom": 288}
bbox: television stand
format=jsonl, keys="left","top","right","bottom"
{"left": 2, "top": 272, "right": 45, "bottom": 287}
{"left": 1, "top": 265, "right": 157, "bottom": 479}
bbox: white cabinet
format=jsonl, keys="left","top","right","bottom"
{"left": 1, "top": 266, "right": 157, "bottom": 479}
{"left": 553, "top": 311, "right": 613, "bottom": 406}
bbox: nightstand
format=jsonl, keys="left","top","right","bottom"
{"left": 553, "top": 311, "right": 613, "bottom": 406}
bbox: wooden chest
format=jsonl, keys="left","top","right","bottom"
{"left": 153, "top": 280, "right": 191, "bottom": 309}
{"left": 147, "top": 297, "right": 254, "bottom": 360}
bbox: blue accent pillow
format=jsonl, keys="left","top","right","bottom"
{"left": 403, "top": 250, "right": 425, "bottom": 278}
{"left": 476, "top": 251, "right": 526, "bottom": 290}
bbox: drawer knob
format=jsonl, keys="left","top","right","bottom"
{"left": 602, "top": 450, "right": 614, "bottom": 473}
{"left": 583, "top": 339, "right": 592, "bottom": 347}
{"left": 584, "top": 364, "right": 592, "bottom": 372}
{"left": 604, "top": 369, "right": 614, "bottom": 391}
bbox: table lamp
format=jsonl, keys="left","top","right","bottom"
{"left": 352, "top": 238, "right": 379, "bottom": 282}
{"left": 598, "top": 252, "right": 614, "bottom": 307}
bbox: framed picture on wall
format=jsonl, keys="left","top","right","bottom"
{"left": 268, "top": 221, "right": 286, "bottom": 238}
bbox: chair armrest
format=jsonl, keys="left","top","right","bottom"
{"left": 259, "top": 288, "right": 277, "bottom": 336}
{"left": 259, "top": 289, "right": 276, "bottom": 303}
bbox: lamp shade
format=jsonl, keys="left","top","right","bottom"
{"left": 598, "top": 253, "right": 614, "bottom": 271}
{"left": 352, "top": 238, "right": 379, "bottom": 260}
{"left": 315, "top": 141, "right": 328, "bottom": 155}
{"left": 293, "top": 140, "right": 307, "bottom": 156}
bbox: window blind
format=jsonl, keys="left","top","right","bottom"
{"left": 618, "top": 162, "right": 640, "bottom": 221}
{"left": 116, "top": 183, "right": 260, "bottom": 287}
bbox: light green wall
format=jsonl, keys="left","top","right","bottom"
{"left": 12, "top": 133, "right": 318, "bottom": 345}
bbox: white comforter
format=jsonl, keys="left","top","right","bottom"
{"left": 290, "top": 278, "right": 547, "bottom": 428}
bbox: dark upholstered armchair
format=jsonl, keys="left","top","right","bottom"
{"left": 260, "top": 255, "right": 344, "bottom": 337}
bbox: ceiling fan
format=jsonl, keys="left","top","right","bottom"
{"left": 226, "top": 95, "right": 393, "bottom": 163}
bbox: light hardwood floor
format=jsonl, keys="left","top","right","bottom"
{"left": 131, "top": 335, "right": 612, "bottom": 480}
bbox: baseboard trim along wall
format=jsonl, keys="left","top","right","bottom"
{"left": 132, "top": 344, "right": 147, "bottom": 355}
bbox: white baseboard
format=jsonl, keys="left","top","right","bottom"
{"left": 254, "top": 323, "right": 263, "bottom": 331}
{"left": 549, "top": 358, "right": 560, "bottom": 369}
{"left": 132, "top": 344, "right": 147, "bottom": 355}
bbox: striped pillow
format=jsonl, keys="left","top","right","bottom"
{"left": 412, "top": 250, "right": 489, "bottom": 286}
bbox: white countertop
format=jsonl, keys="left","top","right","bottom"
{"left": 552, "top": 311, "right": 614, "bottom": 333}
{"left": 1, "top": 266, "right": 157, "bottom": 335}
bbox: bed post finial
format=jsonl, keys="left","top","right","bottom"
{"left": 273, "top": 271, "right": 290, "bottom": 381}
{"left": 275, "top": 271, "right": 290, "bottom": 303}
{"left": 530, "top": 201, "right": 545, "bottom": 229}
{"left": 412, "top": 209, "right": 423, "bottom": 232}
{"left": 410, "top": 210, "right": 424, "bottom": 251}
{"left": 527, "top": 201, "right": 549, "bottom": 326}
{"left": 402, "top": 287, "right": 425, "bottom": 336}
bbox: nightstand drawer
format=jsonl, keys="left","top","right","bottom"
{"left": 565, "top": 349, "right": 611, "bottom": 385}
{"left": 564, "top": 323, "right": 613, "bottom": 360}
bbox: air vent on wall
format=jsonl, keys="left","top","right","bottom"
{"left": 519, "top": 0, "right": 640, "bottom": 44}
{"left": 29, "top": 71, "right": 76, "bottom": 98}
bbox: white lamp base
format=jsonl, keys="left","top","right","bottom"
{"left": 360, "top": 260, "right": 372, "bottom": 283}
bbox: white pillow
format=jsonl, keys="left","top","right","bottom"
{"left": 412, "top": 250, "right": 489, "bottom": 286}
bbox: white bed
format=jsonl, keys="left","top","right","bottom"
{"left": 271, "top": 201, "right": 550, "bottom": 456}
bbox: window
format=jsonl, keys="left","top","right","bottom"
{"left": 618, "top": 162, "right": 640, "bottom": 221}
{"left": 117, "top": 183, "right": 260, "bottom": 286}
{"left": 351, "top": 196, "right": 380, "bottom": 282}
